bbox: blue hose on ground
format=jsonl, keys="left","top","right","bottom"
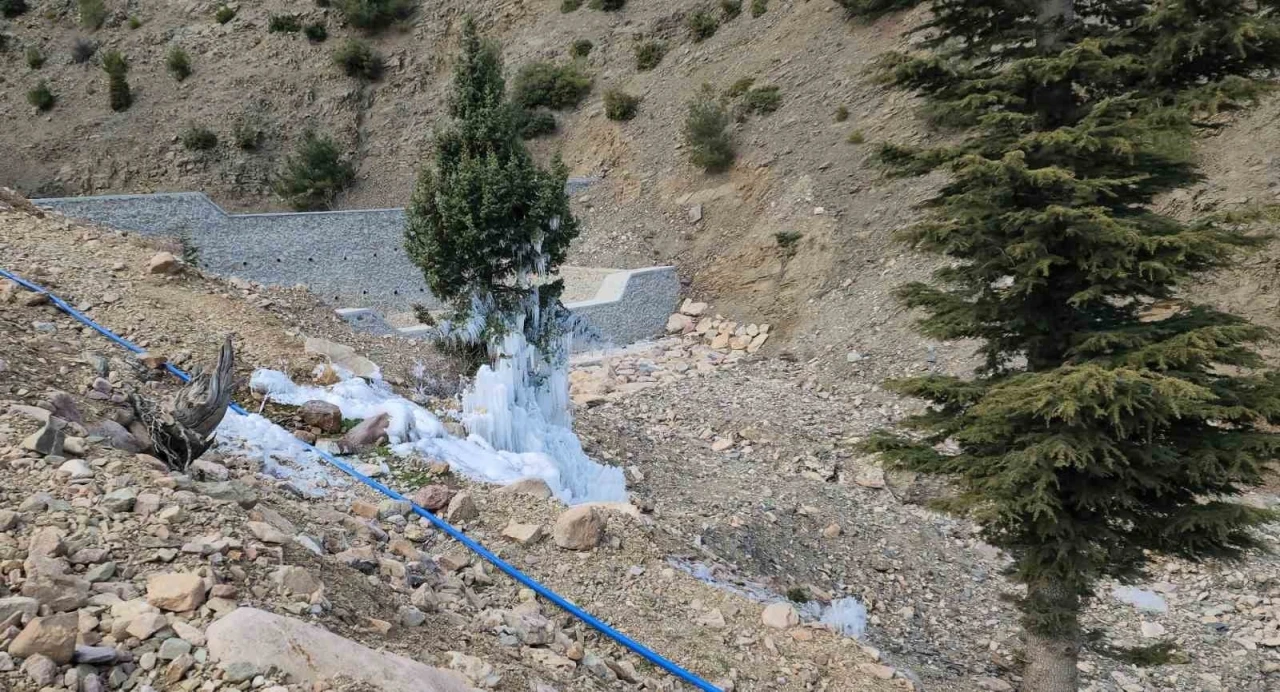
{"left": 0, "top": 266, "right": 722, "bottom": 692}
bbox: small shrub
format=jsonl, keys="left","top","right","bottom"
{"left": 178, "top": 230, "right": 201, "bottom": 267}
{"left": 785, "top": 586, "right": 810, "bottom": 603}
{"left": 634, "top": 40, "right": 665, "bottom": 71}
{"left": 274, "top": 130, "right": 356, "bottom": 211}
{"left": 25, "top": 46, "right": 44, "bottom": 69}
{"left": 847, "top": 129, "right": 865, "bottom": 144}
{"left": 232, "top": 110, "right": 266, "bottom": 150}
{"left": 512, "top": 61, "right": 592, "bottom": 110}
{"left": 516, "top": 107, "right": 557, "bottom": 139}
{"left": 1, "top": 0, "right": 28, "bottom": 19}
{"left": 181, "top": 125, "right": 218, "bottom": 151}
{"left": 720, "top": 0, "right": 741, "bottom": 19}
{"left": 166, "top": 46, "right": 192, "bottom": 81}
{"left": 588, "top": 0, "right": 624, "bottom": 8}
{"left": 560, "top": 0, "right": 581, "bottom": 11}
{"left": 750, "top": 0, "right": 767, "bottom": 16}
{"left": 569, "top": 39, "right": 593, "bottom": 59}
{"left": 775, "top": 231, "right": 802, "bottom": 257}
{"left": 739, "top": 84, "right": 781, "bottom": 115}
{"left": 724, "top": 77, "right": 754, "bottom": 99}
{"left": 27, "top": 80, "right": 54, "bottom": 110}
{"left": 71, "top": 39, "right": 97, "bottom": 63}
{"left": 79, "top": 0, "right": 105, "bottom": 30}
{"left": 684, "top": 86, "right": 734, "bottom": 173}
{"left": 336, "top": 0, "right": 414, "bottom": 32}
{"left": 304, "top": 21, "right": 328, "bottom": 42}
{"left": 315, "top": 0, "right": 331, "bottom": 6}
{"left": 268, "top": 14, "right": 302, "bottom": 33}
{"left": 214, "top": 5, "right": 235, "bottom": 23}
{"left": 688, "top": 9, "right": 719, "bottom": 41}
{"left": 102, "top": 50, "right": 131, "bottom": 111}
{"left": 127, "top": 15, "right": 142, "bottom": 28}
{"left": 834, "top": 105, "right": 849, "bottom": 122}
{"left": 333, "top": 38, "right": 383, "bottom": 80}
{"left": 603, "top": 89, "right": 639, "bottom": 121}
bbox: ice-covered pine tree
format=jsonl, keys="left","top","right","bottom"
{"left": 404, "top": 16, "right": 578, "bottom": 356}
{"left": 861, "top": 1, "right": 1280, "bottom": 690}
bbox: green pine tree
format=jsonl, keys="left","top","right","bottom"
{"left": 404, "top": 17, "right": 578, "bottom": 354}
{"left": 861, "top": 2, "right": 1280, "bottom": 689}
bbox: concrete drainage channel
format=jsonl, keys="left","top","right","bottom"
{"left": 36, "top": 189, "right": 679, "bottom": 348}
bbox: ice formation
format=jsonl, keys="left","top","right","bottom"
{"left": 1112, "top": 586, "right": 1168, "bottom": 614}
{"left": 241, "top": 338, "right": 626, "bottom": 504}
{"left": 819, "top": 597, "right": 868, "bottom": 638}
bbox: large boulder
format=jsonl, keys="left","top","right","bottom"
{"left": 552, "top": 506, "right": 605, "bottom": 551}
{"left": 207, "top": 608, "right": 473, "bottom": 691}
{"left": 300, "top": 400, "right": 343, "bottom": 434}
{"left": 9, "top": 613, "right": 78, "bottom": 664}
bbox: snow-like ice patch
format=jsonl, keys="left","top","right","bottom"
{"left": 244, "top": 355, "right": 625, "bottom": 504}
{"left": 213, "top": 410, "right": 336, "bottom": 496}
{"left": 1112, "top": 586, "right": 1168, "bottom": 614}
{"left": 819, "top": 597, "right": 868, "bottom": 638}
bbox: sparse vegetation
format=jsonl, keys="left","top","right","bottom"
{"left": 688, "top": 8, "right": 719, "bottom": 41}
{"left": 274, "top": 130, "right": 355, "bottom": 211}
{"left": 603, "top": 89, "right": 639, "bottom": 121}
{"left": 846, "top": 129, "right": 864, "bottom": 144}
{"left": 785, "top": 586, "right": 809, "bottom": 603}
{"left": 560, "top": 0, "right": 581, "bottom": 11}
{"left": 1, "top": 0, "right": 28, "bottom": 19}
{"left": 127, "top": 15, "right": 142, "bottom": 29}
{"left": 102, "top": 49, "right": 131, "bottom": 112}
{"left": 724, "top": 77, "right": 754, "bottom": 99}
{"left": 78, "top": 0, "right": 105, "bottom": 30}
{"left": 634, "top": 40, "right": 665, "bottom": 71}
{"left": 750, "top": 0, "right": 766, "bottom": 17}
{"left": 268, "top": 14, "right": 302, "bottom": 33}
{"left": 214, "top": 5, "right": 235, "bottom": 23}
{"left": 834, "top": 105, "right": 849, "bottom": 122}
{"left": 774, "top": 231, "right": 802, "bottom": 258}
{"left": 684, "top": 85, "right": 734, "bottom": 173}
{"left": 516, "top": 108, "right": 557, "bottom": 139}
{"left": 336, "top": 0, "right": 415, "bottom": 32}
{"left": 511, "top": 61, "right": 592, "bottom": 110}
{"left": 27, "top": 80, "right": 54, "bottom": 110}
{"left": 25, "top": 46, "right": 43, "bottom": 69}
{"left": 166, "top": 47, "right": 192, "bottom": 81}
{"left": 232, "top": 110, "right": 267, "bottom": 150}
{"left": 333, "top": 38, "right": 384, "bottom": 80}
{"left": 181, "top": 125, "right": 218, "bottom": 151}
{"left": 720, "top": 0, "right": 741, "bottom": 19}
{"left": 835, "top": 0, "right": 922, "bottom": 20}
{"left": 588, "top": 0, "right": 624, "bottom": 8}
{"left": 738, "top": 84, "right": 781, "bottom": 115}
{"left": 178, "top": 229, "right": 200, "bottom": 267}
{"left": 569, "top": 39, "right": 593, "bottom": 59}
{"left": 71, "top": 38, "right": 97, "bottom": 63}
{"left": 305, "top": 21, "right": 328, "bottom": 42}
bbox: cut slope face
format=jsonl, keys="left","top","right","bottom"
{"left": 4, "top": 1, "right": 1279, "bottom": 366}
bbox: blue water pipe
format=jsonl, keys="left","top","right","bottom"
{"left": 0, "top": 266, "right": 722, "bottom": 692}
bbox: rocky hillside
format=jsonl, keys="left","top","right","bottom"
{"left": 4, "top": 1, "right": 1280, "bottom": 367}
{"left": 1, "top": 195, "right": 913, "bottom": 691}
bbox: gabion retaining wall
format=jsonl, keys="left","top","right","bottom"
{"left": 35, "top": 192, "right": 678, "bottom": 346}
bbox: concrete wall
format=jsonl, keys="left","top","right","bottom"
{"left": 35, "top": 192, "right": 679, "bottom": 346}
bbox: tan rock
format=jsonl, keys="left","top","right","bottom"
{"left": 9, "top": 613, "right": 78, "bottom": 664}
{"left": 148, "top": 252, "right": 181, "bottom": 275}
{"left": 858, "top": 663, "right": 896, "bottom": 680}
{"left": 729, "top": 335, "right": 751, "bottom": 350}
{"left": 822, "top": 523, "right": 842, "bottom": 538}
{"left": 300, "top": 400, "right": 343, "bottom": 434}
{"left": 496, "top": 477, "right": 553, "bottom": 500}
{"left": 502, "top": 522, "right": 545, "bottom": 546}
{"left": 147, "top": 572, "right": 207, "bottom": 612}
{"left": 709, "top": 332, "right": 730, "bottom": 350}
{"left": 552, "top": 506, "right": 605, "bottom": 550}
{"left": 207, "top": 608, "right": 472, "bottom": 691}
{"left": 443, "top": 492, "right": 478, "bottom": 523}
{"left": 855, "top": 466, "right": 886, "bottom": 489}
{"left": 761, "top": 602, "right": 799, "bottom": 629}
{"left": 680, "top": 299, "right": 708, "bottom": 316}
{"left": 666, "top": 313, "right": 693, "bottom": 333}
{"left": 746, "top": 332, "right": 769, "bottom": 353}
{"left": 246, "top": 521, "right": 288, "bottom": 544}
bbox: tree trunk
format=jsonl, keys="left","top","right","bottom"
{"left": 1022, "top": 580, "right": 1080, "bottom": 692}
{"left": 1036, "top": 0, "right": 1076, "bottom": 51}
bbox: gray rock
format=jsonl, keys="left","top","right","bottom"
{"left": 22, "top": 653, "right": 58, "bottom": 686}
{"left": 221, "top": 660, "right": 260, "bottom": 683}
{"left": 21, "top": 419, "right": 66, "bottom": 457}
{"left": 0, "top": 596, "right": 40, "bottom": 624}
{"left": 189, "top": 459, "right": 230, "bottom": 481}
{"left": 101, "top": 487, "right": 137, "bottom": 513}
{"left": 207, "top": 608, "right": 471, "bottom": 691}
{"left": 158, "top": 637, "right": 192, "bottom": 660}
{"left": 74, "top": 645, "right": 120, "bottom": 664}
{"left": 195, "top": 481, "right": 259, "bottom": 509}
